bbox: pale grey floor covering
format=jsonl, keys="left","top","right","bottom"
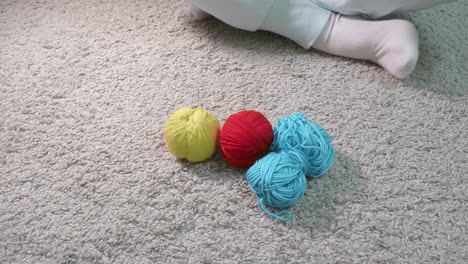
{"left": 1, "top": 0, "right": 467, "bottom": 263}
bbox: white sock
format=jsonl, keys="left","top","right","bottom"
{"left": 190, "top": 5, "right": 211, "bottom": 21}
{"left": 312, "top": 13, "right": 419, "bottom": 79}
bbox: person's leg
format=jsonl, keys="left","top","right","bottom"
{"left": 191, "top": 0, "right": 422, "bottom": 78}
{"left": 258, "top": 0, "right": 419, "bottom": 78}
{"left": 312, "top": 13, "right": 419, "bottom": 79}
{"left": 259, "top": 0, "right": 331, "bottom": 49}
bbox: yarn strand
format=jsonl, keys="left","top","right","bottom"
{"left": 258, "top": 198, "right": 292, "bottom": 221}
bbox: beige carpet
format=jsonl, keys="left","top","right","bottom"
{"left": 1, "top": 0, "right": 467, "bottom": 263}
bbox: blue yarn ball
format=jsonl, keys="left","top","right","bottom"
{"left": 272, "top": 113, "right": 335, "bottom": 177}
{"left": 246, "top": 150, "right": 308, "bottom": 221}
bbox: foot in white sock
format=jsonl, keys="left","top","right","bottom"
{"left": 312, "top": 13, "right": 419, "bottom": 79}
{"left": 190, "top": 5, "right": 211, "bottom": 21}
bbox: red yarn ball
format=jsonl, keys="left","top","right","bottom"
{"left": 220, "top": 110, "right": 274, "bottom": 168}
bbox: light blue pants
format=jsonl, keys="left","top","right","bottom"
{"left": 318, "top": 0, "right": 456, "bottom": 18}
{"left": 259, "top": 0, "right": 455, "bottom": 48}
{"left": 193, "top": 0, "right": 456, "bottom": 49}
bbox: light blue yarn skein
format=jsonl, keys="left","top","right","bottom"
{"left": 246, "top": 150, "right": 308, "bottom": 221}
{"left": 272, "top": 113, "right": 335, "bottom": 177}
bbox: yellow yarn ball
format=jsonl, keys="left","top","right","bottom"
{"left": 164, "top": 107, "right": 220, "bottom": 162}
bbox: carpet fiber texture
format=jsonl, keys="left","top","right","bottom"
{"left": 1, "top": 0, "right": 467, "bottom": 263}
